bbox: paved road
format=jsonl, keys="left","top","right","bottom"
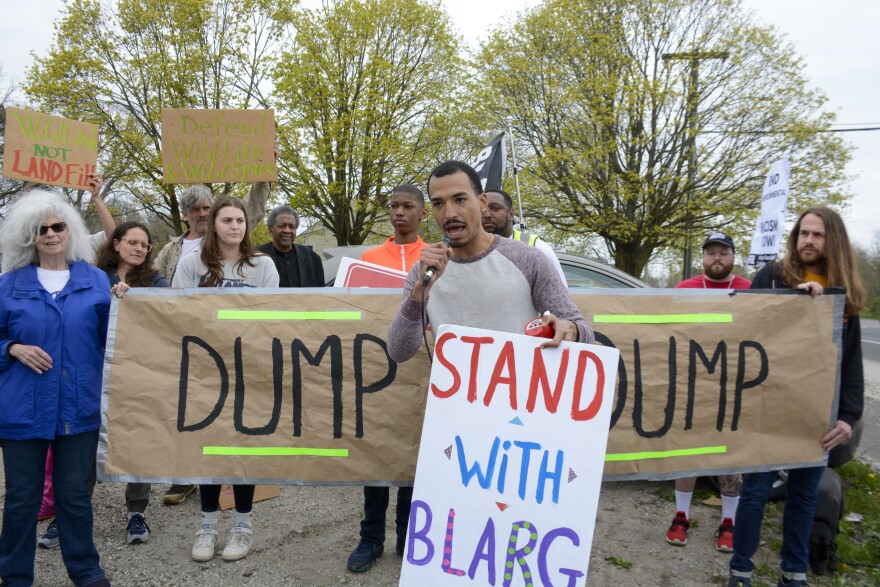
{"left": 861, "top": 318, "right": 880, "bottom": 363}
{"left": 858, "top": 319, "right": 880, "bottom": 468}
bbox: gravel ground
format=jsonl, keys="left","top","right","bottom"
{"left": 5, "top": 477, "right": 743, "bottom": 586}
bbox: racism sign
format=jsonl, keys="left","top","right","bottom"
{"left": 399, "top": 325, "right": 617, "bottom": 586}
{"left": 748, "top": 157, "right": 790, "bottom": 265}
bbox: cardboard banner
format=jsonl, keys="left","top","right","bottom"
{"left": 99, "top": 288, "right": 430, "bottom": 485}
{"left": 471, "top": 132, "right": 505, "bottom": 192}
{"left": 2, "top": 106, "right": 98, "bottom": 190}
{"left": 160, "top": 108, "right": 277, "bottom": 184}
{"left": 580, "top": 289, "right": 841, "bottom": 480}
{"left": 748, "top": 157, "right": 791, "bottom": 265}
{"left": 399, "top": 325, "right": 617, "bottom": 586}
{"left": 99, "top": 289, "right": 842, "bottom": 484}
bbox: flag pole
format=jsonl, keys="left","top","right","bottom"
{"left": 507, "top": 126, "right": 525, "bottom": 230}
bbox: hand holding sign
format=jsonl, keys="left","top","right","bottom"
{"left": 87, "top": 172, "right": 103, "bottom": 196}
{"left": 538, "top": 312, "right": 579, "bottom": 348}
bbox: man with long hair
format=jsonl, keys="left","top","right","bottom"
{"left": 728, "top": 207, "right": 865, "bottom": 587}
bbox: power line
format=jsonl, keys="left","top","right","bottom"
{"left": 704, "top": 126, "right": 880, "bottom": 135}
{"left": 825, "top": 126, "right": 880, "bottom": 133}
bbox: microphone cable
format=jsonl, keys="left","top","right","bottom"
{"left": 419, "top": 235, "right": 452, "bottom": 362}
{"left": 421, "top": 283, "right": 432, "bottom": 361}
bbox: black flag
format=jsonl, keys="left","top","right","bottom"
{"left": 471, "top": 132, "right": 505, "bottom": 192}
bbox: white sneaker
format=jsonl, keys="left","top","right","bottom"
{"left": 221, "top": 524, "right": 253, "bottom": 561}
{"left": 192, "top": 526, "right": 219, "bottom": 562}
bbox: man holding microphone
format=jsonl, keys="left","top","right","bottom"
{"left": 384, "top": 160, "right": 592, "bottom": 364}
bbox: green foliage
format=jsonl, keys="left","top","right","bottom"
{"left": 25, "top": 0, "right": 295, "bottom": 233}
{"left": 855, "top": 236, "right": 880, "bottom": 318}
{"left": 272, "top": 0, "right": 464, "bottom": 246}
{"left": 0, "top": 69, "right": 26, "bottom": 208}
{"left": 834, "top": 460, "right": 880, "bottom": 583}
{"left": 251, "top": 222, "right": 271, "bottom": 247}
{"left": 606, "top": 555, "right": 633, "bottom": 570}
{"left": 472, "top": 0, "right": 851, "bottom": 277}
{"left": 862, "top": 297, "right": 880, "bottom": 320}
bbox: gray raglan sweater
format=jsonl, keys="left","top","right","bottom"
{"left": 387, "top": 235, "right": 594, "bottom": 363}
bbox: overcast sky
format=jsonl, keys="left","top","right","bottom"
{"left": 3, "top": 0, "right": 878, "bottom": 245}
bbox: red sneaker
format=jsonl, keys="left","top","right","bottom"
{"left": 666, "top": 511, "right": 690, "bottom": 545}
{"left": 715, "top": 517, "right": 734, "bottom": 552}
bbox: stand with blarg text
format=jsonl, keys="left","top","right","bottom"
{"left": 399, "top": 325, "right": 619, "bottom": 587}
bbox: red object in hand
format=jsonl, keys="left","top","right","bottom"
{"left": 524, "top": 317, "right": 554, "bottom": 338}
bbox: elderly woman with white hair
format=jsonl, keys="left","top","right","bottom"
{"left": 0, "top": 189, "right": 111, "bottom": 587}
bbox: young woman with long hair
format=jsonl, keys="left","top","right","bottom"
{"left": 172, "top": 196, "right": 279, "bottom": 562}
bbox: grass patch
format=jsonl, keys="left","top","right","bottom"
{"left": 606, "top": 555, "right": 633, "bottom": 570}
{"left": 834, "top": 460, "right": 880, "bottom": 585}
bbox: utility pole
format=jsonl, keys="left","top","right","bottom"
{"left": 662, "top": 50, "right": 728, "bottom": 281}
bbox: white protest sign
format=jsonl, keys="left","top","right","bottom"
{"left": 748, "top": 157, "right": 790, "bottom": 265}
{"left": 400, "top": 325, "right": 619, "bottom": 587}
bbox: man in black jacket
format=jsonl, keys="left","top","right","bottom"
{"left": 728, "top": 206, "right": 865, "bottom": 587}
{"left": 257, "top": 205, "right": 324, "bottom": 288}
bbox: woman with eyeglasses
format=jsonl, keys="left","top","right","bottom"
{"left": 92, "top": 221, "right": 167, "bottom": 546}
{"left": 173, "top": 196, "right": 278, "bottom": 563}
{"left": 0, "top": 189, "right": 111, "bottom": 586}
{"left": 96, "top": 221, "right": 169, "bottom": 291}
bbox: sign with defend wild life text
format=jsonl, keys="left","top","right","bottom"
{"left": 399, "top": 325, "right": 618, "bottom": 587}
{"left": 748, "top": 157, "right": 791, "bottom": 265}
{"left": 2, "top": 106, "right": 98, "bottom": 190}
{"left": 160, "top": 108, "right": 277, "bottom": 184}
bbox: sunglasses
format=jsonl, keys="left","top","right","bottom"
{"left": 38, "top": 222, "right": 68, "bottom": 236}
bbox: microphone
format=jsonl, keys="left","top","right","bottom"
{"left": 422, "top": 235, "right": 453, "bottom": 286}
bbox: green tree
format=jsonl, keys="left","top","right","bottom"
{"left": 855, "top": 233, "right": 880, "bottom": 318}
{"left": 25, "top": 0, "right": 295, "bottom": 234}
{"left": 474, "top": 0, "right": 851, "bottom": 277}
{"left": 0, "top": 67, "right": 25, "bottom": 208}
{"left": 272, "top": 0, "right": 463, "bottom": 245}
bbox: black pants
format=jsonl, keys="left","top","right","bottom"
{"left": 360, "top": 486, "right": 413, "bottom": 544}
{"left": 199, "top": 484, "right": 254, "bottom": 513}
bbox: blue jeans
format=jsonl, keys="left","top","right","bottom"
{"left": 730, "top": 465, "right": 825, "bottom": 575}
{"left": 0, "top": 431, "right": 106, "bottom": 587}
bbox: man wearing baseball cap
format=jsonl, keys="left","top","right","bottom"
{"left": 676, "top": 232, "right": 752, "bottom": 289}
{"left": 665, "top": 232, "right": 751, "bottom": 552}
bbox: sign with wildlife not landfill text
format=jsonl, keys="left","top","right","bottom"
{"left": 2, "top": 106, "right": 98, "bottom": 190}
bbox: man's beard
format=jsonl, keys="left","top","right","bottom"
{"left": 798, "top": 247, "right": 825, "bottom": 268}
{"left": 705, "top": 263, "right": 732, "bottom": 281}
